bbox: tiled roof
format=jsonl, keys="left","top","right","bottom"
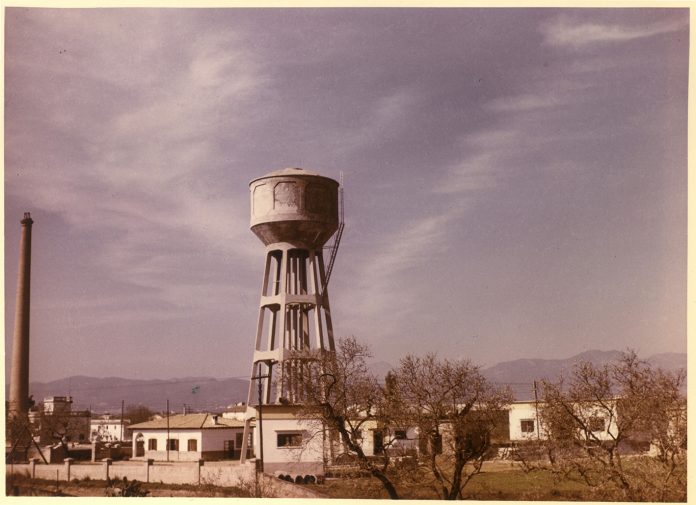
{"left": 129, "top": 413, "right": 244, "bottom": 430}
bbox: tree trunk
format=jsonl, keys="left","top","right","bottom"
{"left": 371, "top": 468, "right": 400, "bottom": 499}
{"left": 332, "top": 415, "right": 400, "bottom": 499}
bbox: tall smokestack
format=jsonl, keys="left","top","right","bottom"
{"left": 9, "top": 212, "right": 33, "bottom": 416}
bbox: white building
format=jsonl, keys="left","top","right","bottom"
{"left": 509, "top": 399, "right": 619, "bottom": 443}
{"left": 90, "top": 415, "right": 130, "bottom": 442}
{"left": 253, "top": 405, "right": 325, "bottom": 476}
{"left": 222, "top": 403, "right": 248, "bottom": 422}
{"left": 128, "top": 413, "right": 250, "bottom": 461}
{"left": 509, "top": 401, "right": 544, "bottom": 441}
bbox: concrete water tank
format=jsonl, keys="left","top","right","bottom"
{"left": 249, "top": 167, "right": 339, "bottom": 248}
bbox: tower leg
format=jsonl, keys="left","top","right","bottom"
{"left": 241, "top": 245, "right": 337, "bottom": 462}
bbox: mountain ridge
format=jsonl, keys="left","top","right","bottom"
{"left": 10, "top": 350, "right": 685, "bottom": 412}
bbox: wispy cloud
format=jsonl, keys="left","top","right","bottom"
{"left": 335, "top": 88, "right": 419, "bottom": 154}
{"left": 541, "top": 15, "right": 686, "bottom": 49}
{"left": 434, "top": 154, "right": 499, "bottom": 195}
{"left": 340, "top": 207, "right": 464, "bottom": 332}
{"left": 6, "top": 12, "right": 266, "bottom": 319}
{"left": 485, "top": 93, "right": 560, "bottom": 113}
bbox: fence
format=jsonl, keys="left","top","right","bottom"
{"left": 7, "top": 459, "right": 254, "bottom": 487}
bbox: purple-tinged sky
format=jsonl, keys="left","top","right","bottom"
{"left": 4, "top": 8, "right": 688, "bottom": 382}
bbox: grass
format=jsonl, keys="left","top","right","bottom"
{"left": 308, "top": 459, "right": 686, "bottom": 501}
{"left": 308, "top": 468, "right": 589, "bottom": 500}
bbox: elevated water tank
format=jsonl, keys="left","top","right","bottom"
{"left": 249, "top": 167, "right": 339, "bottom": 248}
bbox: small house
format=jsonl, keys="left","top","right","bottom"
{"left": 253, "top": 404, "right": 325, "bottom": 476}
{"left": 128, "top": 413, "right": 251, "bottom": 461}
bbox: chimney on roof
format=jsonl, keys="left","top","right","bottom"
{"left": 212, "top": 414, "right": 219, "bottom": 426}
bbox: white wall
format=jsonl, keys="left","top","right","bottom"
{"left": 202, "top": 428, "right": 244, "bottom": 453}
{"left": 258, "top": 418, "right": 324, "bottom": 466}
{"left": 509, "top": 403, "right": 544, "bottom": 441}
{"left": 132, "top": 428, "right": 241, "bottom": 461}
{"left": 91, "top": 421, "right": 130, "bottom": 442}
{"left": 509, "top": 401, "right": 619, "bottom": 442}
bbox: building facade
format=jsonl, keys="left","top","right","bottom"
{"left": 129, "top": 413, "right": 251, "bottom": 461}
{"left": 90, "top": 414, "right": 131, "bottom": 442}
{"left": 254, "top": 405, "right": 325, "bottom": 476}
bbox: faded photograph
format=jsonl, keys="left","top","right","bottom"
{"left": 4, "top": 7, "right": 688, "bottom": 500}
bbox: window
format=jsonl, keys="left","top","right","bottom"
{"left": 277, "top": 432, "right": 303, "bottom": 448}
{"left": 148, "top": 439, "right": 157, "bottom": 451}
{"left": 167, "top": 439, "right": 179, "bottom": 451}
{"left": 589, "top": 416, "right": 605, "bottom": 432}
{"left": 187, "top": 439, "right": 197, "bottom": 452}
{"left": 394, "top": 430, "right": 407, "bottom": 440}
{"left": 520, "top": 419, "right": 535, "bottom": 434}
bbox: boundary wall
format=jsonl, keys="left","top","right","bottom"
{"left": 6, "top": 461, "right": 326, "bottom": 498}
{"left": 7, "top": 460, "right": 253, "bottom": 487}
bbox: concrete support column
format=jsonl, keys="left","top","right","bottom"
{"left": 64, "top": 458, "right": 74, "bottom": 482}
{"left": 9, "top": 213, "right": 33, "bottom": 417}
{"left": 91, "top": 441, "right": 98, "bottom": 462}
{"left": 29, "top": 458, "right": 38, "bottom": 479}
{"left": 104, "top": 458, "right": 113, "bottom": 480}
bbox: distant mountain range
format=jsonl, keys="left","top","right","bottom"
{"left": 480, "top": 350, "right": 686, "bottom": 400}
{"left": 9, "top": 350, "right": 685, "bottom": 412}
{"left": 9, "top": 375, "right": 249, "bottom": 415}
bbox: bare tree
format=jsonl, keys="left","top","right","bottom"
{"left": 529, "top": 351, "right": 686, "bottom": 502}
{"left": 391, "top": 354, "right": 512, "bottom": 500}
{"left": 296, "top": 336, "right": 401, "bottom": 499}
{"left": 124, "top": 404, "right": 155, "bottom": 424}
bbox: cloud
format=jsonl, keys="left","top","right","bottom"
{"left": 334, "top": 88, "right": 419, "bottom": 154}
{"left": 434, "top": 154, "right": 499, "bottom": 195}
{"left": 341, "top": 207, "right": 464, "bottom": 330}
{"left": 5, "top": 12, "right": 265, "bottom": 320}
{"left": 485, "top": 94, "right": 560, "bottom": 113}
{"left": 541, "top": 15, "right": 686, "bottom": 49}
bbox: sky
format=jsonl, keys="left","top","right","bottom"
{"left": 4, "top": 7, "right": 689, "bottom": 383}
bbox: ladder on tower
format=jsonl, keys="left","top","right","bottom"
{"left": 322, "top": 172, "right": 344, "bottom": 296}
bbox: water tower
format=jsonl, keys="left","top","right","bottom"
{"left": 240, "top": 167, "right": 343, "bottom": 463}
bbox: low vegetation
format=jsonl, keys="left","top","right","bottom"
{"left": 309, "top": 466, "right": 588, "bottom": 500}
{"left": 5, "top": 473, "right": 257, "bottom": 498}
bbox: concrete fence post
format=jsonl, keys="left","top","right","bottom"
{"left": 198, "top": 459, "right": 205, "bottom": 485}
{"left": 29, "top": 458, "right": 38, "bottom": 479}
{"left": 104, "top": 458, "right": 113, "bottom": 481}
{"left": 146, "top": 458, "right": 154, "bottom": 483}
{"left": 64, "top": 458, "right": 74, "bottom": 482}
{"left": 91, "top": 441, "right": 97, "bottom": 462}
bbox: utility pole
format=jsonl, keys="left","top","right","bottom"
{"left": 166, "top": 399, "right": 170, "bottom": 462}
{"left": 120, "top": 400, "right": 124, "bottom": 441}
{"left": 251, "top": 363, "right": 270, "bottom": 497}
{"left": 533, "top": 381, "right": 541, "bottom": 440}
{"left": 251, "top": 365, "right": 269, "bottom": 473}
